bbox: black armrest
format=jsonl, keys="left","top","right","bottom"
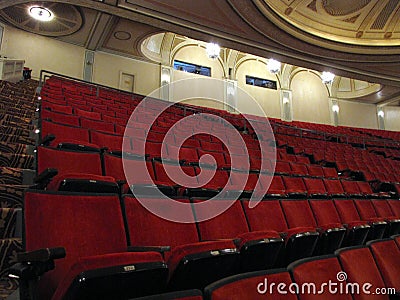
{"left": 117, "top": 179, "right": 127, "bottom": 186}
{"left": 9, "top": 247, "right": 66, "bottom": 283}
{"left": 17, "top": 247, "right": 66, "bottom": 263}
{"left": 39, "top": 134, "right": 55, "bottom": 146}
{"left": 127, "top": 246, "right": 171, "bottom": 253}
{"left": 34, "top": 168, "right": 58, "bottom": 185}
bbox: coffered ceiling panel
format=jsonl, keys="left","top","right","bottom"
{"left": 262, "top": 0, "right": 400, "bottom": 47}
{"left": 101, "top": 17, "right": 161, "bottom": 58}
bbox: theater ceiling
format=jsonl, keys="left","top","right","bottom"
{"left": 0, "top": 0, "right": 399, "bottom": 105}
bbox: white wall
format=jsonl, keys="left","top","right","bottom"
{"left": 338, "top": 100, "right": 378, "bottom": 129}
{"left": 2, "top": 25, "right": 85, "bottom": 79}
{"left": 384, "top": 106, "right": 400, "bottom": 131}
{"left": 236, "top": 59, "right": 281, "bottom": 118}
{"left": 93, "top": 52, "right": 160, "bottom": 96}
{"left": 291, "top": 71, "right": 331, "bottom": 124}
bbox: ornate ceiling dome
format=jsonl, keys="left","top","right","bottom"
{"left": 0, "top": 2, "right": 83, "bottom": 36}
{"left": 259, "top": 0, "right": 400, "bottom": 52}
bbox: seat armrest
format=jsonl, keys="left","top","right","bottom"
{"left": 127, "top": 246, "right": 171, "bottom": 253}
{"left": 9, "top": 247, "right": 66, "bottom": 282}
{"left": 34, "top": 168, "right": 58, "bottom": 186}
{"left": 17, "top": 247, "right": 66, "bottom": 263}
{"left": 39, "top": 134, "right": 55, "bottom": 146}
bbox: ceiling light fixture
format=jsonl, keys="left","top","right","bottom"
{"left": 28, "top": 6, "right": 54, "bottom": 22}
{"left": 321, "top": 71, "right": 335, "bottom": 84}
{"left": 206, "top": 43, "right": 220, "bottom": 60}
{"left": 267, "top": 59, "right": 281, "bottom": 74}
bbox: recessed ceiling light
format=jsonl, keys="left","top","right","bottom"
{"left": 28, "top": 6, "right": 54, "bottom": 22}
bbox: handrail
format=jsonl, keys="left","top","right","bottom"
{"left": 39, "top": 70, "right": 137, "bottom": 98}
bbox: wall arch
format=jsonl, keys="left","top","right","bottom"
{"left": 235, "top": 58, "right": 281, "bottom": 118}
{"left": 291, "top": 70, "right": 331, "bottom": 124}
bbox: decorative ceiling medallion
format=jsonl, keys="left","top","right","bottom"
{"left": 0, "top": 3, "right": 82, "bottom": 37}
{"left": 114, "top": 31, "right": 132, "bottom": 40}
{"left": 259, "top": 0, "right": 400, "bottom": 49}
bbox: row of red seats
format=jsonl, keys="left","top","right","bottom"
{"left": 204, "top": 237, "right": 400, "bottom": 300}
{"left": 37, "top": 145, "right": 382, "bottom": 200}
{"left": 16, "top": 190, "right": 400, "bottom": 300}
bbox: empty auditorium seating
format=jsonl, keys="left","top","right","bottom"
{"left": 289, "top": 254, "right": 353, "bottom": 300}
{"left": 193, "top": 199, "right": 284, "bottom": 271}
{"left": 123, "top": 196, "right": 239, "bottom": 290}
{"left": 371, "top": 200, "right": 400, "bottom": 235}
{"left": 16, "top": 75, "right": 400, "bottom": 299}
{"left": 40, "top": 120, "right": 91, "bottom": 148}
{"left": 303, "top": 177, "right": 328, "bottom": 197}
{"left": 36, "top": 146, "right": 118, "bottom": 193}
{"left": 280, "top": 200, "right": 345, "bottom": 255}
{"left": 11, "top": 191, "right": 168, "bottom": 300}
{"left": 336, "top": 246, "right": 389, "bottom": 300}
{"left": 367, "top": 239, "right": 400, "bottom": 291}
{"left": 353, "top": 199, "right": 388, "bottom": 240}
{"left": 323, "top": 179, "right": 346, "bottom": 197}
{"left": 242, "top": 199, "right": 318, "bottom": 263}
{"left": 333, "top": 200, "right": 371, "bottom": 246}
{"left": 282, "top": 176, "right": 307, "bottom": 197}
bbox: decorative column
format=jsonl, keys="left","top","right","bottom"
{"left": 329, "top": 98, "right": 340, "bottom": 127}
{"left": 160, "top": 65, "right": 172, "bottom": 101}
{"left": 280, "top": 89, "right": 293, "bottom": 121}
{"left": 224, "top": 79, "right": 237, "bottom": 112}
{"left": 377, "top": 106, "right": 385, "bottom": 130}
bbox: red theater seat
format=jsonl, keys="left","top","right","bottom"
{"left": 193, "top": 199, "right": 283, "bottom": 272}
{"left": 353, "top": 199, "right": 388, "bottom": 240}
{"left": 282, "top": 176, "right": 307, "bottom": 197}
{"left": 333, "top": 199, "right": 371, "bottom": 246}
{"left": 123, "top": 196, "right": 239, "bottom": 290}
{"left": 340, "top": 180, "right": 363, "bottom": 197}
{"left": 281, "top": 200, "right": 345, "bottom": 255}
{"left": 303, "top": 177, "right": 328, "bottom": 197}
{"left": 371, "top": 200, "right": 400, "bottom": 235}
{"left": 336, "top": 246, "right": 389, "bottom": 300}
{"left": 367, "top": 239, "right": 400, "bottom": 292}
{"left": 41, "top": 120, "right": 90, "bottom": 147}
{"left": 11, "top": 191, "right": 168, "bottom": 300}
{"left": 36, "top": 146, "right": 118, "bottom": 193}
{"left": 289, "top": 255, "right": 352, "bottom": 300}
{"left": 242, "top": 199, "right": 318, "bottom": 263}
{"left": 307, "top": 164, "right": 324, "bottom": 178}
{"left": 323, "top": 179, "right": 346, "bottom": 197}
